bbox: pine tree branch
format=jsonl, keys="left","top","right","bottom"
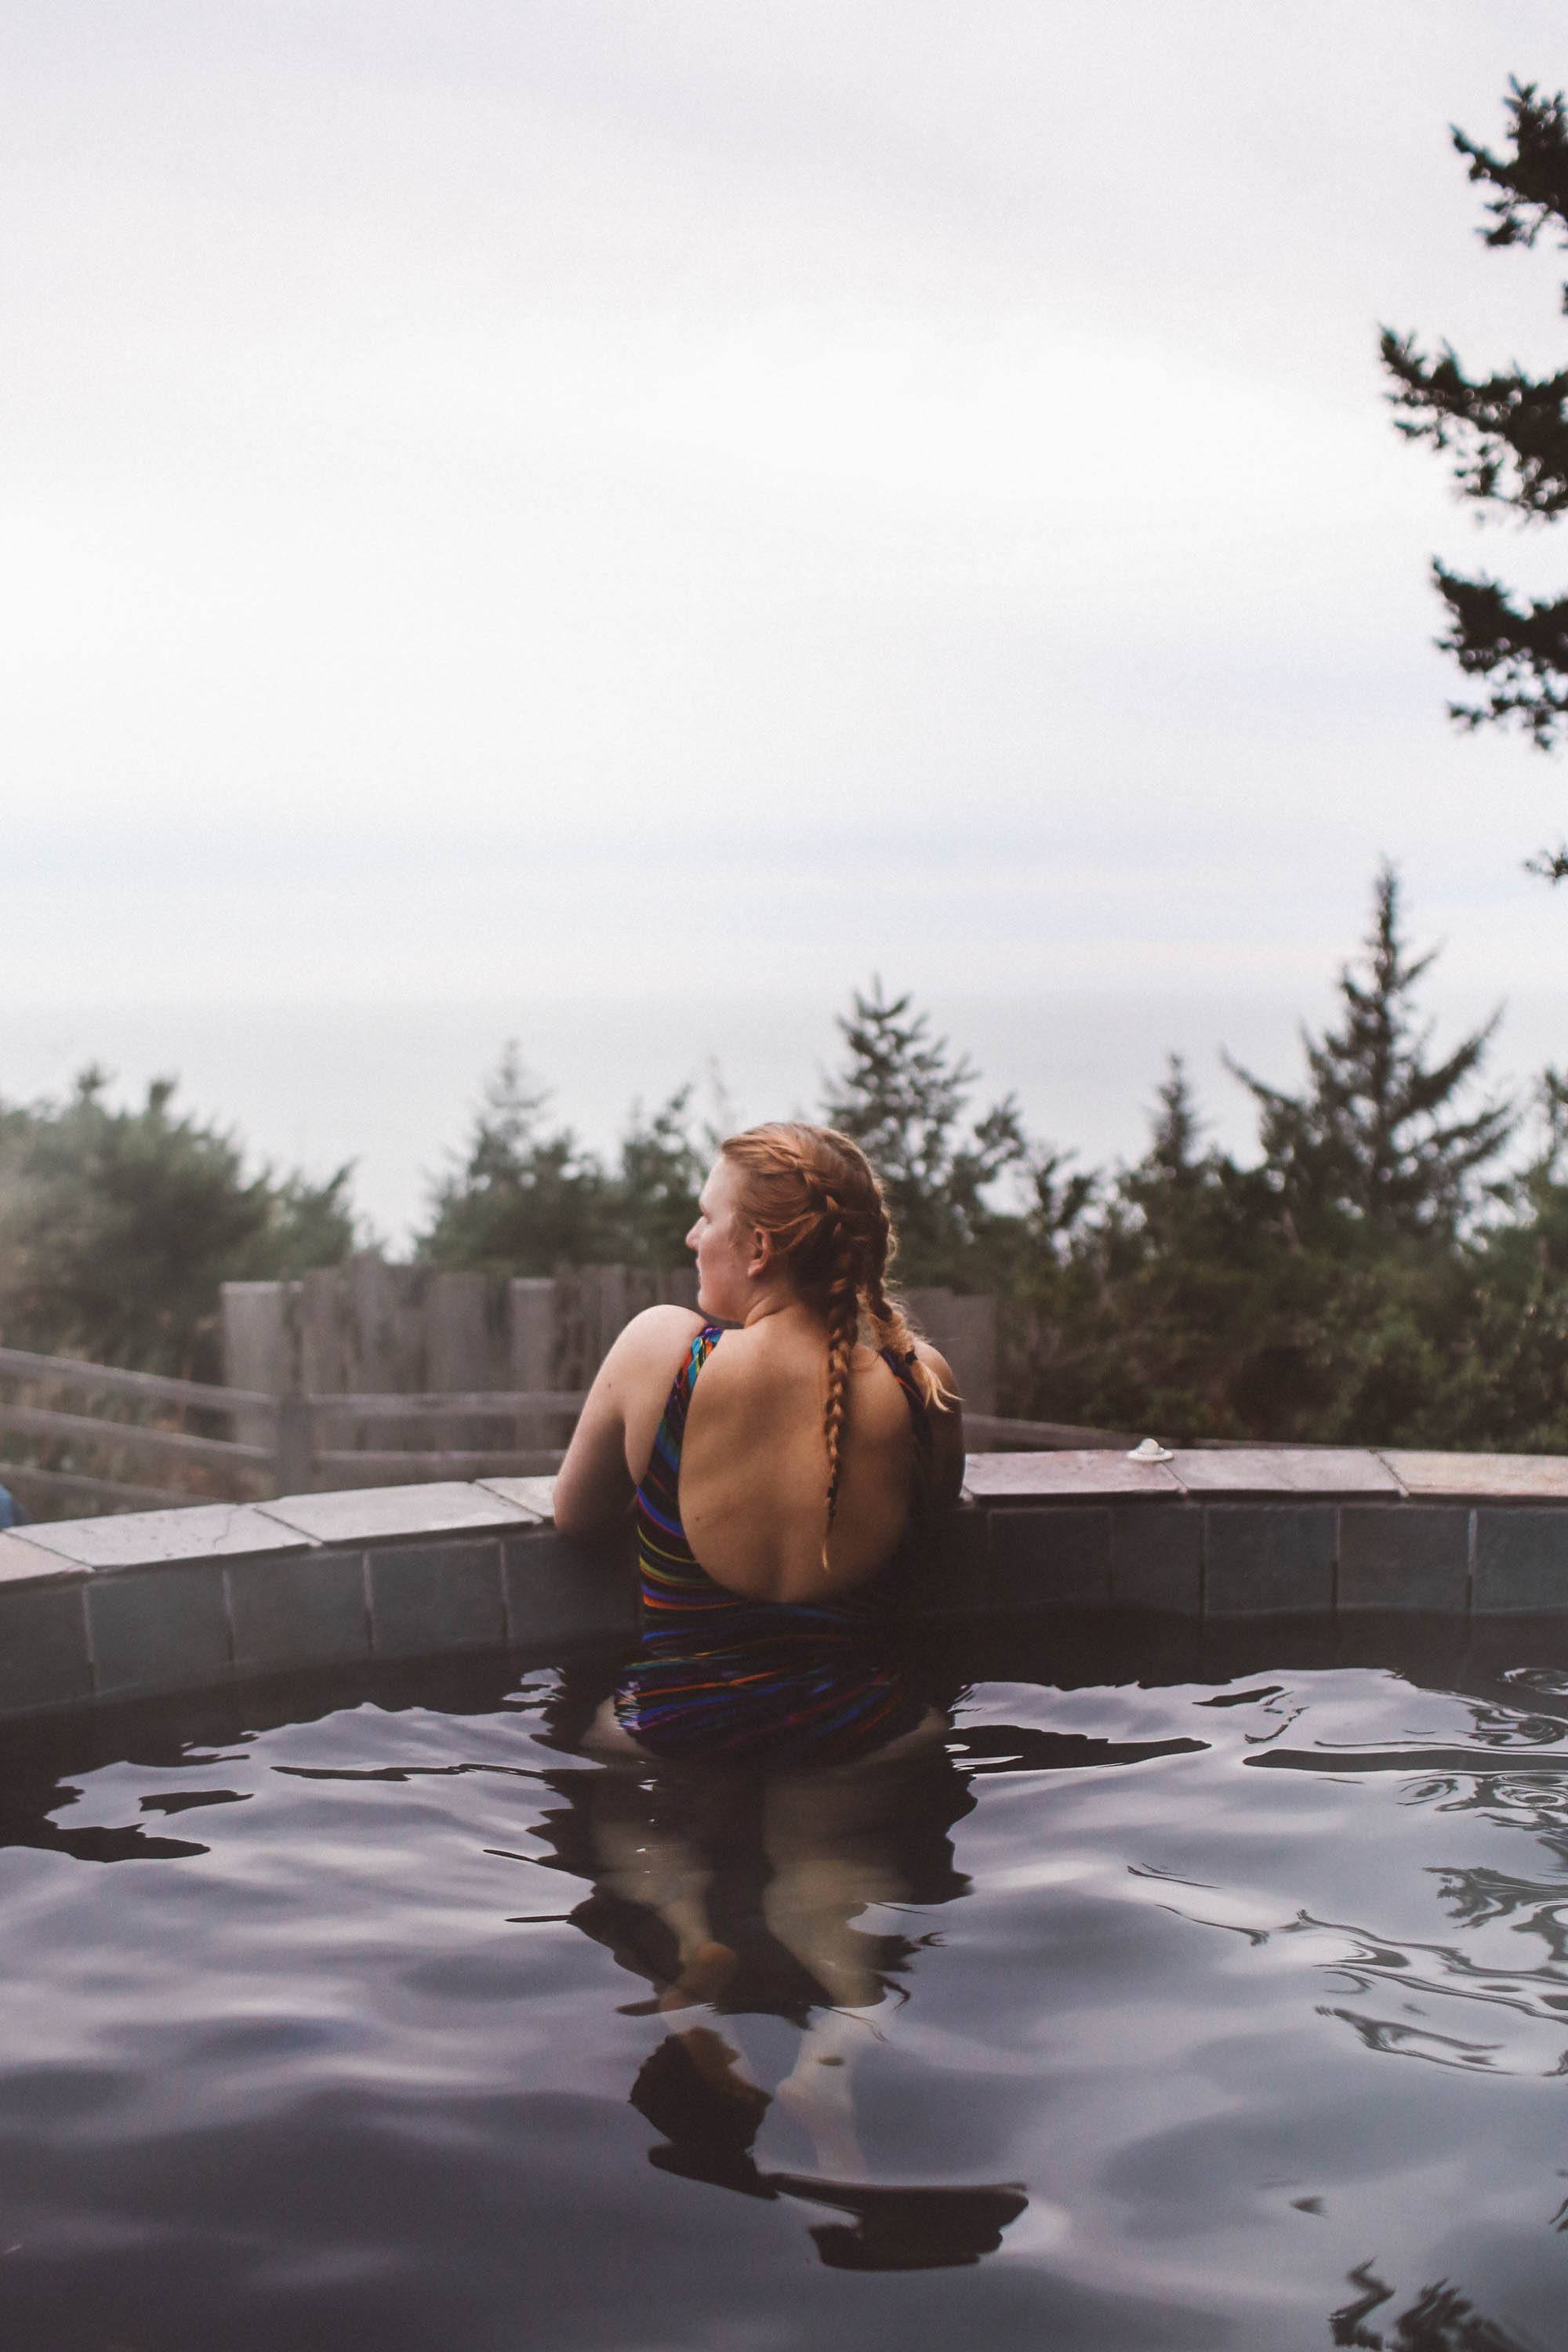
{"left": 1451, "top": 79, "right": 1568, "bottom": 252}
{"left": 1432, "top": 561, "right": 1568, "bottom": 746}
{"left": 1380, "top": 332, "right": 1568, "bottom": 519}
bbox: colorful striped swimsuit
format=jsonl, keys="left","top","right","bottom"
{"left": 613, "top": 1325, "right": 933, "bottom": 1767}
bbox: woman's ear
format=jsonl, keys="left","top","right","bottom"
{"left": 746, "top": 1225, "right": 775, "bottom": 1279}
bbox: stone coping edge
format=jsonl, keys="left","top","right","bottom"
{"left": 1, "top": 1450, "right": 1567, "bottom": 1722}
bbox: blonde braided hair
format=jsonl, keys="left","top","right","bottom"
{"left": 719, "top": 1122, "right": 953, "bottom": 1570}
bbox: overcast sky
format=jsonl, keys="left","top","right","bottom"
{"left": 3, "top": 2, "right": 1566, "bottom": 1230}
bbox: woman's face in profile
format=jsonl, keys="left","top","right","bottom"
{"left": 687, "top": 1158, "right": 758, "bottom": 1322}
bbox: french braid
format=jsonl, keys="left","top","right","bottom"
{"left": 719, "top": 1122, "right": 955, "bottom": 1572}
{"left": 821, "top": 1219, "right": 861, "bottom": 1569}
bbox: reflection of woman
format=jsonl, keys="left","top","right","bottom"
{"left": 551, "top": 1123, "right": 985, "bottom": 2209}
{"left": 554, "top": 1120, "right": 966, "bottom": 1773}
{"left": 527, "top": 1658, "right": 1030, "bottom": 2268}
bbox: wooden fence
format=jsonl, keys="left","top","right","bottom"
{"left": 0, "top": 1263, "right": 1134, "bottom": 1519}
{"left": 220, "top": 1258, "right": 1004, "bottom": 1430}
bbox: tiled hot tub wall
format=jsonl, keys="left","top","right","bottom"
{"left": 2, "top": 1445, "right": 1567, "bottom": 1722}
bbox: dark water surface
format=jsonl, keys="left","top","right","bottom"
{"left": 4, "top": 1618, "right": 1568, "bottom": 2350}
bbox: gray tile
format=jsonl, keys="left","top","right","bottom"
{"left": 370, "top": 1541, "right": 507, "bottom": 1660}
{"left": 1339, "top": 1506, "right": 1470, "bottom": 1612}
{"left": 1474, "top": 1509, "right": 1568, "bottom": 1613}
{"left": 0, "top": 1581, "right": 92, "bottom": 1715}
{"left": 226, "top": 1548, "right": 370, "bottom": 1675}
{"left": 87, "top": 1564, "right": 233, "bottom": 1702}
{"left": 502, "top": 1532, "right": 637, "bottom": 1650}
{"left": 1203, "top": 1506, "right": 1334, "bottom": 1616}
{"left": 1381, "top": 1452, "right": 1568, "bottom": 1501}
{"left": 257, "top": 1483, "right": 530, "bottom": 1545}
{"left": 16, "top": 1503, "right": 309, "bottom": 1570}
{"left": 1174, "top": 1449, "right": 1399, "bottom": 1497}
{"left": 477, "top": 1476, "right": 555, "bottom": 1523}
{"left": 0, "top": 1531, "right": 85, "bottom": 1585}
{"left": 1112, "top": 1507, "right": 1202, "bottom": 1613}
{"left": 964, "top": 1451, "right": 1181, "bottom": 1500}
{"left": 989, "top": 1507, "right": 1111, "bottom": 1610}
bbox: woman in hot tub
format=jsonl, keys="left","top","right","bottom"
{"left": 554, "top": 1119, "right": 964, "bottom": 1774}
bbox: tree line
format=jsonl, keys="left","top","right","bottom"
{"left": 823, "top": 866, "right": 1568, "bottom": 1450}
{"left": 1, "top": 864, "right": 1565, "bottom": 1450}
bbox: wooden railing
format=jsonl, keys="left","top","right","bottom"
{"left": 0, "top": 1347, "right": 592, "bottom": 1517}
{"left": 0, "top": 1344, "right": 1140, "bottom": 1520}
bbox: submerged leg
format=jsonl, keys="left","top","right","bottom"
{"left": 760, "top": 1713, "right": 943, "bottom": 2008}
{"left": 773, "top": 2007, "right": 874, "bottom": 2179}
{"left": 583, "top": 1734, "right": 749, "bottom": 2011}
{"left": 760, "top": 1717, "right": 946, "bottom": 2174}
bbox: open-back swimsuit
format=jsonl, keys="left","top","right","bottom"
{"left": 614, "top": 1325, "right": 934, "bottom": 1767}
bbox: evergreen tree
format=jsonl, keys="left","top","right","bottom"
{"left": 419, "top": 1044, "right": 615, "bottom": 1273}
{"left": 1455, "top": 1067, "right": 1568, "bottom": 1447}
{"left": 1022, "top": 1059, "right": 1305, "bottom": 1440}
{"left": 418, "top": 1047, "right": 706, "bottom": 1273}
{"left": 1381, "top": 78, "right": 1568, "bottom": 859}
{"left": 1226, "top": 864, "right": 1514, "bottom": 1240}
{"left": 0, "top": 1068, "right": 357, "bottom": 1377}
{"left": 1142, "top": 1055, "right": 1206, "bottom": 1197}
{"left": 821, "top": 982, "right": 1029, "bottom": 1284}
{"left": 608, "top": 1088, "right": 706, "bottom": 1269}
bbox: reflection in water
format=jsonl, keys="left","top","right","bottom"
{"left": 9, "top": 1628, "right": 1568, "bottom": 2335}
{"left": 523, "top": 1663, "right": 1215, "bottom": 2270}
{"left": 528, "top": 1665, "right": 1030, "bottom": 2270}
{"left": 1330, "top": 2259, "right": 1529, "bottom": 2350}
{"left": 1233, "top": 1708, "right": 1568, "bottom": 2078}
{"left": 627, "top": 2027, "right": 1027, "bottom": 2269}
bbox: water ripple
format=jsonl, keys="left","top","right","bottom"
{"left": 1, "top": 1634, "right": 1567, "bottom": 2347}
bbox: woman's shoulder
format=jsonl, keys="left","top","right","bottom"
{"left": 612, "top": 1303, "right": 711, "bottom": 1368}
{"left": 588, "top": 1305, "right": 714, "bottom": 1413}
{"left": 908, "top": 1337, "right": 956, "bottom": 1390}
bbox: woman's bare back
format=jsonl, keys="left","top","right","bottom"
{"left": 673, "top": 1318, "right": 931, "bottom": 1602}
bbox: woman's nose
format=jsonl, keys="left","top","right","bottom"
{"left": 684, "top": 1222, "right": 700, "bottom": 1252}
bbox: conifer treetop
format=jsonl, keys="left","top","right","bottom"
{"left": 1226, "top": 863, "right": 1515, "bottom": 1237}
{"left": 1382, "top": 78, "right": 1568, "bottom": 813}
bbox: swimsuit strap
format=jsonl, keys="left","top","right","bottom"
{"left": 652, "top": 1322, "right": 725, "bottom": 1468}
{"left": 668, "top": 1332, "right": 931, "bottom": 1450}
{"left": 880, "top": 1343, "right": 937, "bottom": 1523}
{"left": 879, "top": 1344, "right": 935, "bottom": 1458}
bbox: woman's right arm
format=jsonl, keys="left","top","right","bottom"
{"left": 554, "top": 1305, "right": 703, "bottom": 1538}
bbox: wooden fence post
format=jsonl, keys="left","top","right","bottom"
{"left": 220, "top": 1280, "right": 300, "bottom": 1446}
{"left": 509, "top": 1279, "right": 557, "bottom": 1449}
{"left": 274, "top": 1393, "right": 315, "bottom": 1497}
{"left": 932, "top": 1294, "right": 998, "bottom": 1417}
{"left": 903, "top": 1287, "right": 997, "bottom": 1416}
{"left": 429, "top": 1272, "right": 511, "bottom": 1447}
{"left": 588, "top": 1265, "right": 628, "bottom": 1370}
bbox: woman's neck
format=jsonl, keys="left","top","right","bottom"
{"left": 740, "top": 1289, "right": 824, "bottom": 1338}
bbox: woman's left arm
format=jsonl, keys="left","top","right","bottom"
{"left": 553, "top": 1306, "right": 702, "bottom": 1538}
{"left": 913, "top": 1341, "right": 967, "bottom": 1510}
